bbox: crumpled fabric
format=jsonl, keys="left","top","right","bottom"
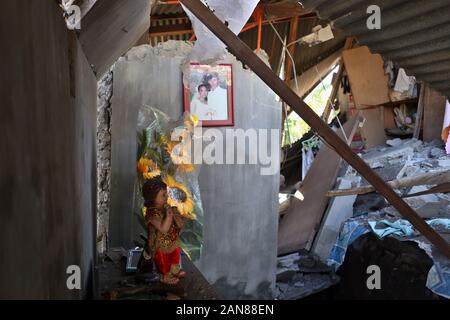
{"left": 368, "top": 219, "right": 414, "bottom": 238}
{"left": 329, "top": 215, "right": 450, "bottom": 299}
{"left": 369, "top": 218, "right": 450, "bottom": 239}
{"left": 181, "top": 0, "right": 259, "bottom": 83}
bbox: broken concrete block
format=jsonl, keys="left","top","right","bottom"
{"left": 276, "top": 271, "right": 297, "bottom": 283}
{"left": 405, "top": 166, "right": 422, "bottom": 178}
{"left": 311, "top": 176, "right": 360, "bottom": 261}
{"left": 408, "top": 186, "right": 440, "bottom": 203}
{"left": 438, "top": 159, "right": 450, "bottom": 167}
{"left": 427, "top": 139, "right": 445, "bottom": 148}
{"left": 404, "top": 138, "right": 423, "bottom": 150}
{"left": 430, "top": 147, "right": 446, "bottom": 158}
{"left": 363, "top": 145, "right": 414, "bottom": 167}
{"left": 370, "top": 161, "right": 384, "bottom": 169}
{"left": 387, "top": 138, "right": 403, "bottom": 147}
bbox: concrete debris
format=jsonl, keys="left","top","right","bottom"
{"left": 275, "top": 250, "right": 338, "bottom": 299}
{"left": 430, "top": 147, "right": 446, "bottom": 159}
{"left": 370, "top": 161, "right": 384, "bottom": 169}
{"left": 328, "top": 138, "right": 450, "bottom": 245}
{"left": 387, "top": 138, "right": 403, "bottom": 147}
{"left": 363, "top": 143, "right": 415, "bottom": 167}
{"left": 275, "top": 271, "right": 339, "bottom": 300}
{"left": 312, "top": 176, "right": 361, "bottom": 261}
{"left": 438, "top": 159, "right": 450, "bottom": 167}
{"left": 405, "top": 166, "right": 422, "bottom": 177}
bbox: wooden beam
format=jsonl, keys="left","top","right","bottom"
{"left": 423, "top": 85, "right": 447, "bottom": 142}
{"left": 279, "top": 113, "right": 363, "bottom": 254}
{"left": 151, "top": 13, "right": 189, "bottom": 21}
{"left": 404, "top": 183, "right": 450, "bottom": 198}
{"left": 149, "top": 22, "right": 192, "bottom": 37}
{"left": 290, "top": 49, "right": 341, "bottom": 99}
{"left": 148, "top": 16, "right": 305, "bottom": 39}
{"left": 264, "top": 1, "right": 307, "bottom": 19}
{"left": 413, "top": 83, "right": 425, "bottom": 139}
{"left": 322, "top": 37, "right": 353, "bottom": 122}
{"left": 284, "top": 16, "right": 299, "bottom": 82}
{"left": 327, "top": 170, "right": 450, "bottom": 197}
{"left": 282, "top": 15, "right": 299, "bottom": 133}
{"left": 179, "top": 0, "right": 450, "bottom": 259}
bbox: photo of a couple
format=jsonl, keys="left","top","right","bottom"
{"left": 184, "top": 64, "right": 234, "bottom": 126}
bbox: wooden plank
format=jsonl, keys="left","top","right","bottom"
{"left": 327, "top": 170, "right": 450, "bottom": 197}
{"left": 149, "top": 22, "right": 192, "bottom": 37}
{"left": 413, "top": 84, "right": 425, "bottom": 139}
{"left": 342, "top": 46, "right": 390, "bottom": 109}
{"left": 179, "top": 0, "right": 450, "bottom": 259}
{"left": 361, "top": 98, "right": 418, "bottom": 109}
{"left": 284, "top": 16, "right": 299, "bottom": 82}
{"left": 322, "top": 38, "right": 354, "bottom": 122}
{"left": 264, "top": 1, "right": 306, "bottom": 19}
{"left": 290, "top": 50, "right": 341, "bottom": 98}
{"left": 383, "top": 106, "right": 396, "bottom": 129}
{"left": 278, "top": 113, "right": 363, "bottom": 254}
{"left": 360, "top": 107, "right": 387, "bottom": 148}
{"left": 423, "top": 85, "right": 447, "bottom": 142}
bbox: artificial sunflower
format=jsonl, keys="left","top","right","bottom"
{"left": 137, "top": 158, "right": 161, "bottom": 179}
{"left": 167, "top": 142, "right": 192, "bottom": 166}
{"left": 177, "top": 163, "right": 194, "bottom": 173}
{"left": 163, "top": 175, "right": 195, "bottom": 220}
{"left": 142, "top": 207, "right": 148, "bottom": 218}
{"left": 165, "top": 141, "right": 177, "bottom": 155}
{"left": 165, "top": 142, "right": 194, "bottom": 172}
{"left": 158, "top": 133, "right": 169, "bottom": 145}
{"left": 184, "top": 114, "right": 199, "bottom": 128}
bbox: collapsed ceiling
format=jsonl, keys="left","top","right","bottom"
{"left": 300, "top": 0, "right": 450, "bottom": 97}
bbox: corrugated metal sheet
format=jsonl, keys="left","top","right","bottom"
{"left": 240, "top": 16, "right": 345, "bottom": 76}
{"left": 301, "top": 0, "right": 450, "bottom": 97}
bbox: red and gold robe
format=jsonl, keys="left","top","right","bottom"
{"left": 145, "top": 207, "right": 181, "bottom": 276}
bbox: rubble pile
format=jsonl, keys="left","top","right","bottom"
{"left": 355, "top": 138, "right": 450, "bottom": 219}
{"left": 275, "top": 250, "right": 339, "bottom": 300}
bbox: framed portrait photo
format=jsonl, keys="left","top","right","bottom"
{"left": 184, "top": 63, "right": 234, "bottom": 127}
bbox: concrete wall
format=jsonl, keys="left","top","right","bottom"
{"left": 0, "top": 0, "right": 96, "bottom": 299}
{"left": 109, "top": 41, "right": 281, "bottom": 299}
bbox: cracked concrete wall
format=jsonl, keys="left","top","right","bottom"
{"left": 96, "top": 70, "right": 113, "bottom": 253}
{"left": 109, "top": 41, "right": 281, "bottom": 299}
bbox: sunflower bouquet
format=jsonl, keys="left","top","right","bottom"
{"left": 133, "top": 106, "right": 203, "bottom": 262}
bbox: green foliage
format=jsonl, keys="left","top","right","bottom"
{"left": 282, "top": 67, "right": 337, "bottom": 146}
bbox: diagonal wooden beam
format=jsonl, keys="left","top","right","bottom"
{"left": 179, "top": 0, "right": 450, "bottom": 259}
{"left": 284, "top": 16, "right": 299, "bottom": 82}
{"left": 322, "top": 37, "right": 354, "bottom": 122}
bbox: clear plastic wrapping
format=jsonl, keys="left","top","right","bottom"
{"left": 133, "top": 106, "right": 204, "bottom": 262}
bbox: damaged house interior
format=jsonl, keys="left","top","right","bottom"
{"left": 2, "top": 0, "right": 450, "bottom": 301}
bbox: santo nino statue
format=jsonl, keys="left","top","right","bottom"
{"left": 142, "top": 178, "right": 187, "bottom": 285}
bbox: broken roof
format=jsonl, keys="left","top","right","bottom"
{"left": 300, "top": 0, "right": 450, "bottom": 98}
{"left": 150, "top": 0, "right": 346, "bottom": 92}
